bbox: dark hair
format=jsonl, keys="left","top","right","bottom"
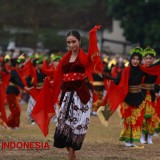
{"left": 10, "top": 58, "right": 18, "bottom": 67}
{"left": 66, "top": 30, "right": 81, "bottom": 41}
{"left": 144, "top": 53, "right": 155, "bottom": 58}
{"left": 131, "top": 52, "right": 142, "bottom": 61}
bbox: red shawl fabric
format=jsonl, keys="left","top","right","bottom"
{"left": 15, "top": 68, "right": 27, "bottom": 87}
{"left": 21, "top": 60, "right": 34, "bottom": 78}
{"left": 19, "top": 60, "right": 35, "bottom": 86}
{"left": 32, "top": 25, "right": 103, "bottom": 137}
{"left": 0, "top": 83, "right": 7, "bottom": 122}
{"left": 41, "top": 68, "right": 55, "bottom": 77}
{"left": 21, "top": 60, "right": 54, "bottom": 99}
{"left": 86, "top": 25, "right": 103, "bottom": 75}
{"left": 0, "top": 71, "right": 10, "bottom": 122}
{"left": 18, "top": 60, "right": 38, "bottom": 98}
{"left": 106, "top": 66, "right": 130, "bottom": 112}
{"left": 41, "top": 60, "right": 55, "bottom": 77}
{"left": 28, "top": 88, "right": 40, "bottom": 101}
{"left": 0, "top": 71, "right": 9, "bottom": 122}
{"left": 140, "top": 65, "right": 160, "bottom": 77}
{"left": 1, "top": 71, "right": 10, "bottom": 86}
{"left": 28, "top": 70, "right": 54, "bottom": 101}
{"left": 156, "top": 97, "right": 160, "bottom": 116}
{"left": 31, "top": 77, "right": 55, "bottom": 136}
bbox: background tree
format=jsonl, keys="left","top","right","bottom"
{"left": 0, "top": 0, "right": 109, "bottom": 50}
{"left": 107, "top": 0, "right": 160, "bottom": 53}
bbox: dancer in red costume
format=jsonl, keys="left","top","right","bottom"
{"left": 6, "top": 58, "right": 30, "bottom": 129}
{"left": 140, "top": 47, "right": 160, "bottom": 144}
{"left": 26, "top": 57, "right": 50, "bottom": 124}
{"left": 32, "top": 25, "right": 103, "bottom": 160}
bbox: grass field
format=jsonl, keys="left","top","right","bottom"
{"left": 0, "top": 104, "right": 160, "bottom": 160}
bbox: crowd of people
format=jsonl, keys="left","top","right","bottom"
{"left": 0, "top": 25, "right": 160, "bottom": 160}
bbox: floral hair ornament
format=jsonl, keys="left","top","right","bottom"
{"left": 143, "top": 46, "right": 156, "bottom": 57}
{"left": 17, "top": 53, "right": 25, "bottom": 63}
{"left": 4, "top": 54, "right": 11, "bottom": 61}
{"left": 130, "top": 46, "right": 143, "bottom": 56}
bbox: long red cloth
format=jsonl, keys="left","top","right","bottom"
{"left": 106, "top": 66, "right": 130, "bottom": 112}
{"left": 31, "top": 77, "right": 55, "bottom": 136}
{"left": 156, "top": 97, "right": 160, "bottom": 116}
{"left": 21, "top": 59, "right": 55, "bottom": 99}
{"left": 0, "top": 71, "right": 10, "bottom": 122}
{"left": 0, "top": 84, "right": 7, "bottom": 122}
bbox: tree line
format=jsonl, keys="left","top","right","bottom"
{"left": 1, "top": 0, "right": 160, "bottom": 53}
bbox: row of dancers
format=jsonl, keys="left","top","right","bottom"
{"left": 0, "top": 25, "right": 160, "bottom": 160}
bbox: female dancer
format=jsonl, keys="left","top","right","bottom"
{"left": 140, "top": 47, "right": 160, "bottom": 144}
{"left": 6, "top": 58, "right": 30, "bottom": 128}
{"left": 32, "top": 25, "right": 103, "bottom": 160}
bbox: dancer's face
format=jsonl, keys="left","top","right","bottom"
{"left": 131, "top": 55, "right": 141, "bottom": 67}
{"left": 66, "top": 35, "right": 81, "bottom": 53}
{"left": 144, "top": 54, "right": 154, "bottom": 67}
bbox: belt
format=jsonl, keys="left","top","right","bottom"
{"left": 128, "top": 85, "right": 141, "bottom": 93}
{"left": 63, "top": 73, "right": 85, "bottom": 82}
{"left": 9, "top": 82, "right": 17, "bottom": 87}
{"left": 141, "top": 83, "right": 154, "bottom": 90}
{"left": 36, "top": 82, "right": 44, "bottom": 87}
{"left": 92, "top": 81, "right": 104, "bottom": 86}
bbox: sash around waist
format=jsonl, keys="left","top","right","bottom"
{"left": 36, "top": 82, "right": 44, "bottom": 87}
{"left": 9, "top": 82, "right": 17, "bottom": 87}
{"left": 63, "top": 72, "right": 85, "bottom": 82}
{"left": 61, "top": 80, "right": 90, "bottom": 104}
{"left": 92, "top": 81, "right": 104, "bottom": 86}
{"left": 141, "top": 83, "right": 154, "bottom": 90}
{"left": 128, "top": 85, "right": 141, "bottom": 93}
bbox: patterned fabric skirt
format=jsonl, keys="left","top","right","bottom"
{"left": 7, "top": 94, "right": 21, "bottom": 128}
{"left": 119, "top": 101, "right": 145, "bottom": 143}
{"left": 54, "top": 91, "right": 92, "bottom": 150}
{"left": 142, "top": 91, "right": 159, "bottom": 135}
{"left": 155, "top": 98, "right": 160, "bottom": 133}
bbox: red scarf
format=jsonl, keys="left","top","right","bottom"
{"left": 140, "top": 65, "right": 160, "bottom": 83}
{"left": 15, "top": 68, "right": 27, "bottom": 86}
{"left": 106, "top": 66, "right": 130, "bottom": 112}
{"left": 0, "top": 71, "right": 10, "bottom": 122}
